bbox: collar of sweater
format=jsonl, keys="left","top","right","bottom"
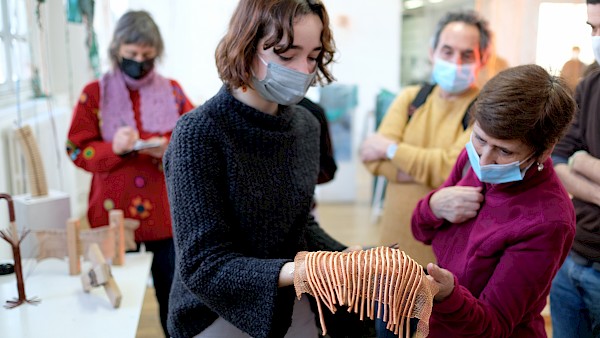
{"left": 214, "top": 85, "right": 296, "bottom": 132}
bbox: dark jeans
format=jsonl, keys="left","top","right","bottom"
{"left": 550, "top": 254, "right": 600, "bottom": 338}
{"left": 375, "top": 302, "right": 418, "bottom": 338}
{"left": 136, "top": 238, "right": 175, "bottom": 338}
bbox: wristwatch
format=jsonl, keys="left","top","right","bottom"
{"left": 568, "top": 150, "right": 588, "bottom": 170}
{"left": 386, "top": 143, "right": 398, "bottom": 160}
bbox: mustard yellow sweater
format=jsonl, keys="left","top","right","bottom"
{"left": 365, "top": 85, "right": 478, "bottom": 265}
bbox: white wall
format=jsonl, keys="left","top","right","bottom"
{"left": 476, "top": 0, "right": 586, "bottom": 70}
{"left": 324, "top": 0, "right": 402, "bottom": 147}
{"left": 477, "top": 0, "right": 541, "bottom": 68}
{"left": 101, "top": 0, "right": 402, "bottom": 202}
{"left": 123, "top": 0, "right": 240, "bottom": 104}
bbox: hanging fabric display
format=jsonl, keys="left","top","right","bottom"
{"left": 66, "top": 0, "right": 82, "bottom": 23}
{"left": 65, "top": 0, "right": 100, "bottom": 77}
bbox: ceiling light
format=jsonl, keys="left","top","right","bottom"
{"left": 404, "top": 0, "right": 424, "bottom": 10}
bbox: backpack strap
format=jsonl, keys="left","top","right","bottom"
{"left": 462, "top": 98, "right": 477, "bottom": 130}
{"left": 407, "top": 83, "right": 436, "bottom": 120}
{"left": 408, "top": 83, "right": 477, "bottom": 131}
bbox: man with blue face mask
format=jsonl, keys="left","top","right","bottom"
{"left": 428, "top": 11, "right": 488, "bottom": 99}
{"left": 550, "top": 1, "right": 600, "bottom": 337}
{"left": 360, "top": 11, "right": 489, "bottom": 271}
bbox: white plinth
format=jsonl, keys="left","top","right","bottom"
{"left": 13, "top": 190, "right": 71, "bottom": 258}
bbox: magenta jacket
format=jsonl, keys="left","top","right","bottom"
{"left": 412, "top": 149, "right": 575, "bottom": 337}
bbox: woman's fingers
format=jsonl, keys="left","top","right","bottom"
{"left": 426, "top": 263, "right": 455, "bottom": 301}
{"left": 431, "top": 185, "right": 484, "bottom": 222}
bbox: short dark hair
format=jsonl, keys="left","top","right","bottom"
{"left": 472, "top": 64, "right": 576, "bottom": 157}
{"left": 432, "top": 10, "right": 491, "bottom": 61}
{"left": 108, "top": 11, "right": 164, "bottom": 67}
{"left": 215, "top": 0, "right": 335, "bottom": 90}
{"left": 587, "top": 0, "right": 600, "bottom": 5}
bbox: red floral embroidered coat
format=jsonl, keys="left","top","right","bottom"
{"left": 66, "top": 80, "right": 194, "bottom": 242}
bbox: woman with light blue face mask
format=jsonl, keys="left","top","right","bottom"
{"left": 464, "top": 132, "right": 536, "bottom": 184}
{"left": 162, "top": 1, "right": 365, "bottom": 338}
{"left": 411, "top": 64, "right": 578, "bottom": 337}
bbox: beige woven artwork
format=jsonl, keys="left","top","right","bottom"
{"left": 34, "top": 229, "right": 68, "bottom": 260}
{"left": 34, "top": 219, "right": 139, "bottom": 261}
{"left": 78, "top": 225, "right": 116, "bottom": 261}
{"left": 294, "top": 247, "right": 438, "bottom": 337}
{"left": 15, "top": 124, "right": 48, "bottom": 197}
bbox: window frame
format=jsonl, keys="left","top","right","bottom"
{"left": 0, "top": 0, "right": 33, "bottom": 108}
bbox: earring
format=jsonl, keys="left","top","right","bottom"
{"left": 241, "top": 85, "right": 248, "bottom": 93}
{"left": 537, "top": 162, "right": 544, "bottom": 171}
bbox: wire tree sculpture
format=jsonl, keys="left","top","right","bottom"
{"left": 0, "top": 193, "right": 40, "bottom": 308}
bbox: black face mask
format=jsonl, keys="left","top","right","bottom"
{"left": 120, "top": 57, "right": 154, "bottom": 79}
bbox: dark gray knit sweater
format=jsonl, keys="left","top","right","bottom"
{"left": 164, "top": 86, "right": 346, "bottom": 338}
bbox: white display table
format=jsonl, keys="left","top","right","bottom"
{"left": 0, "top": 252, "right": 153, "bottom": 338}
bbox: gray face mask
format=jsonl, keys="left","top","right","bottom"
{"left": 252, "top": 55, "right": 316, "bottom": 105}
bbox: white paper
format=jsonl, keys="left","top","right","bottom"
{"left": 132, "top": 140, "right": 161, "bottom": 151}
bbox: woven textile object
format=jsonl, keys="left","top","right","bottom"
{"left": 294, "top": 247, "right": 438, "bottom": 337}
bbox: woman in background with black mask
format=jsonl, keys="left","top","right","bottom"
{"left": 66, "top": 10, "right": 194, "bottom": 337}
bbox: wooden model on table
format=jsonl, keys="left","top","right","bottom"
{"left": 0, "top": 193, "right": 40, "bottom": 309}
{"left": 81, "top": 243, "right": 123, "bottom": 308}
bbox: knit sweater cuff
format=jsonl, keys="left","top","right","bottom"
{"left": 433, "top": 275, "right": 465, "bottom": 314}
{"left": 421, "top": 191, "right": 444, "bottom": 227}
{"left": 393, "top": 142, "right": 416, "bottom": 175}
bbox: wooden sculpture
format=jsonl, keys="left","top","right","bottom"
{"left": 14, "top": 124, "right": 48, "bottom": 197}
{"left": 81, "top": 243, "right": 122, "bottom": 308}
{"left": 66, "top": 218, "right": 81, "bottom": 275}
{"left": 110, "top": 210, "right": 125, "bottom": 266}
{"left": 78, "top": 222, "right": 116, "bottom": 263}
{"left": 34, "top": 210, "right": 138, "bottom": 275}
{"left": 0, "top": 193, "right": 40, "bottom": 308}
{"left": 294, "top": 247, "right": 438, "bottom": 337}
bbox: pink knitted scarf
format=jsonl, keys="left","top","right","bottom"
{"left": 99, "top": 69, "right": 180, "bottom": 142}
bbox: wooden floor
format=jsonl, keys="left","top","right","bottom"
{"left": 136, "top": 166, "right": 553, "bottom": 337}
{"left": 137, "top": 287, "right": 163, "bottom": 338}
